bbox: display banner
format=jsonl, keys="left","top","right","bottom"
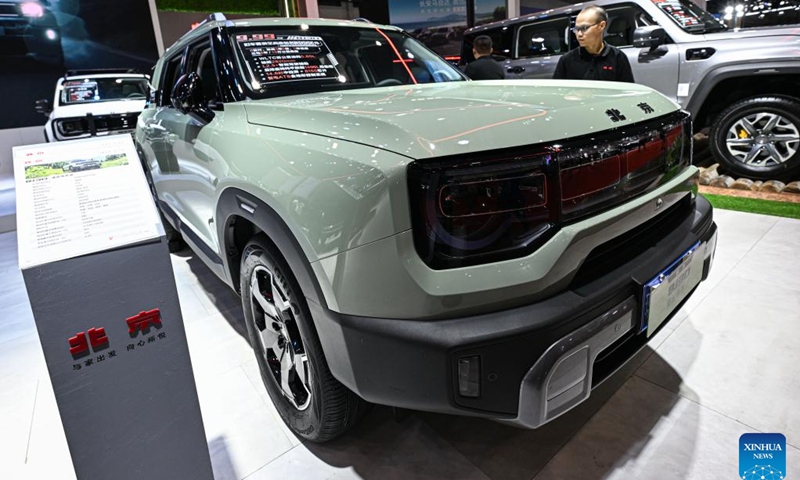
{"left": 389, "top": 0, "right": 506, "bottom": 58}
{"left": 12, "top": 135, "right": 161, "bottom": 269}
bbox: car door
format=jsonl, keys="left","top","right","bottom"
{"left": 141, "top": 53, "right": 183, "bottom": 179}
{"left": 600, "top": 4, "right": 681, "bottom": 102}
{"left": 142, "top": 36, "right": 225, "bottom": 254}
{"left": 506, "top": 15, "right": 571, "bottom": 79}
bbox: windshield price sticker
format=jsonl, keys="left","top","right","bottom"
{"left": 237, "top": 34, "right": 340, "bottom": 84}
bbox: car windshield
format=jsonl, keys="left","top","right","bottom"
{"left": 59, "top": 77, "right": 149, "bottom": 105}
{"left": 229, "top": 25, "right": 466, "bottom": 99}
{"left": 653, "top": 0, "right": 728, "bottom": 33}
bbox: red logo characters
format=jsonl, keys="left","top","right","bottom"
{"left": 68, "top": 327, "right": 109, "bottom": 357}
{"left": 126, "top": 309, "right": 162, "bottom": 335}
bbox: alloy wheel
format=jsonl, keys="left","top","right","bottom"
{"left": 725, "top": 112, "right": 800, "bottom": 167}
{"left": 249, "top": 265, "right": 311, "bottom": 410}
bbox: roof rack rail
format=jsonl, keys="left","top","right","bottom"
{"left": 179, "top": 12, "right": 227, "bottom": 41}
{"left": 64, "top": 68, "right": 142, "bottom": 78}
{"left": 351, "top": 17, "right": 372, "bottom": 23}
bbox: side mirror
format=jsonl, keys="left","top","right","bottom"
{"left": 171, "top": 73, "right": 214, "bottom": 123}
{"left": 633, "top": 26, "right": 666, "bottom": 50}
{"left": 35, "top": 98, "right": 52, "bottom": 116}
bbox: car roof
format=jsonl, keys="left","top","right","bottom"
{"left": 466, "top": 0, "right": 634, "bottom": 34}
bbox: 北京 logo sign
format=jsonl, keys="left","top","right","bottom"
{"left": 740, "top": 433, "right": 787, "bottom": 479}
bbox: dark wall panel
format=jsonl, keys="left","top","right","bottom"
{"left": 0, "top": 0, "right": 160, "bottom": 130}
{"left": 356, "top": 1, "right": 390, "bottom": 24}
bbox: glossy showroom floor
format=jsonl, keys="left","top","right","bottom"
{"left": 2, "top": 208, "right": 799, "bottom": 480}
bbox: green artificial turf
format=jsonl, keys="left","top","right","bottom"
{"left": 704, "top": 193, "right": 800, "bottom": 220}
{"left": 157, "top": 0, "right": 279, "bottom": 15}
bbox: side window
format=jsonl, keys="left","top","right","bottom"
{"left": 604, "top": 5, "right": 657, "bottom": 48}
{"left": 159, "top": 55, "right": 183, "bottom": 107}
{"left": 516, "top": 17, "right": 570, "bottom": 59}
{"left": 461, "top": 27, "right": 513, "bottom": 65}
{"left": 186, "top": 39, "right": 221, "bottom": 106}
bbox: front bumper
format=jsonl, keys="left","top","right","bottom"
{"left": 311, "top": 194, "right": 717, "bottom": 423}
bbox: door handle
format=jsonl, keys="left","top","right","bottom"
{"left": 507, "top": 66, "right": 526, "bottom": 74}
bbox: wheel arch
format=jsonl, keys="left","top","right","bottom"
{"left": 215, "top": 187, "right": 328, "bottom": 310}
{"left": 687, "top": 64, "right": 800, "bottom": 130}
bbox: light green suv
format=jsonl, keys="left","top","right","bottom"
{"left": 136, "top": 14, "right": 718, "bottom": 442}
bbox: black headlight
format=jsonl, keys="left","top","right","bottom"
{"left": 407, "top": 111, "right": 691, "bottom": 270}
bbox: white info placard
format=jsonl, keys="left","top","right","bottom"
{"left": 13, "top": 135, "right": 162, "bottom": 269}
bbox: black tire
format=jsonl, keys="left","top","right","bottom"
{"left": 710, "top": 96, "right": 800, "bottom": 181}
{"left": 161, "top": 213, "right": 184, "bottom": 253}
{"left": 240, "top": 235, "right": 366, "bottom": 442}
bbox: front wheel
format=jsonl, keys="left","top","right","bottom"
{"left": 240, "top": 235, "right": 366, "bottom": 442}
{"left": 710, "top": 96, "right": 800, "bottom": 181}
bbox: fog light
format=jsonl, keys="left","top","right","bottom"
{"left": 457, "top": 356, "right": 480, "bottom": 398}
{"left": 46, "top": 29, "right": 57, "bottom": 40}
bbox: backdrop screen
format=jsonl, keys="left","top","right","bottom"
{"left": 0, "top": 0, "right": 160, "bottom": 130}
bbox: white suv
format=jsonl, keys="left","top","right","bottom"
{"left": 36, "top": 69, "right": 150, "bottom": 142}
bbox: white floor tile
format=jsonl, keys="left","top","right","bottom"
{"left": 534, "top": 375, "right": 800, "bottom": 480}
{"left": 195, "top": 364, "right": 295, "bottom": 479}
{"left": 637, "top": 274, "right": 800, "bottom": 446}
{"left": 246, "top": 408, "right": 492, "bottom": 480}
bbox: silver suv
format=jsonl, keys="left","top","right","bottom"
{"left": 463, "top": 0, "right": 800, "bottom": 180}
{"left": 137, "top": 14, "right": 717, "bottom": 442}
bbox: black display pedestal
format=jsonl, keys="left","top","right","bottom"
{"left": 22, "top": 236, "right": 214, "bottom": 480}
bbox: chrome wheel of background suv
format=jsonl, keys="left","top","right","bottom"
{"left": 725, "top": 113, "right": 799, "bottom": 166}
{"left": 711, "top": 96, "right": 800, "bottom": 180}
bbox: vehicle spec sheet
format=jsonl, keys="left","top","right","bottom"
{"left": 235, "top": 33, "right": 341, "bottom": 84}
{"left": 13, "top": 135, "right": 162, "bottom": 269}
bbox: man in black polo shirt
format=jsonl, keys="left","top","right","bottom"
{"left": 465, "top": 35, "right": 505, "bottom": 80}
{"left": 553, "top": 5, "right": 634, "bottom": 83}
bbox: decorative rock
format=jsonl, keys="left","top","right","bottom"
{"left": 783, "top": 181, "right": 800, "bottom": 194}
{"left": 759, "top": 180, "right": 786, "bottom": 193}
{"left": 710, "top": 175, "right": 735, "bottom": 188}
{"left": 699, "top": 163, "right": 719, "bottom": 186}
{"left": 750, "top": 181, "right": 763, "bottom": 192}
{"left": 731, "top": 178, "right": 754, "bottom": 190}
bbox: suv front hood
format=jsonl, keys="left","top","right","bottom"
{"left": 244, "top": 80, "right": 680, "bottom": 159}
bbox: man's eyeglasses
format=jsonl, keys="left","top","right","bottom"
{"left": 571, "top": 22, "right": 600, "bottom": 34}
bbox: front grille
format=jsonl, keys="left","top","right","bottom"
{"left": 56, "top": 112, "right": 140, "bottom": 138}
{"left": 569, "top": 194, "right": 693, "bottom": 289}
{"left": 0, "top": 4, "right": 19, "bottom": 16}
